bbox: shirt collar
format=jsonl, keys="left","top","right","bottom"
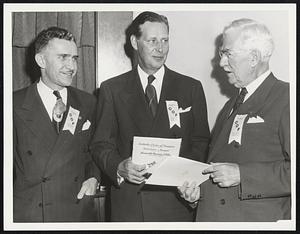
{"left": 137, "top": 65, "right": 165, "bottom": 100}
{"left": 37, "top": 79, "right": 68, "bottom": 103}
{"left": 243, "top": 70, "right": 271, "bottom": 101}
{"left": 37, "top": 79, "right": 68, "bottom": 120}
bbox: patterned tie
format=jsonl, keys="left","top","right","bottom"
{"left": 52, "top": 90, "right": 67, "bottom": 134}
{"left": 145, "top": 75, "right": 158, "bottom": 117}
{"left": 231, "top": 87, "right": 248, "bottom": 115}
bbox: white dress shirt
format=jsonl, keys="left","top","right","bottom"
{"left": 243, "top": 70, "right": 271, "bottom": 102}
{"left": 137, "top": 64, "right": 165, "bottom": 101}
{"left": 37, "top": 79, "right": 67, "bottom": 121}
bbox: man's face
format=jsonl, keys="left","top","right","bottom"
{"left": 132, "top": 21, "right": 169, "bottom": 74}
{"left": 219, "top": 30, "right": 254, "bottom": 88}
{"left": 38, "top": 38, "right": 78, "bottom": 90}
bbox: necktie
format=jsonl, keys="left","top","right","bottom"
{"left": 52, "top": 90, "right": 67, "bottom": 134}
{"left": 145, "top": 75, "right": 158, "bottom": 117}
{"left": 231, "top": 87, "right": 248, "bottom": 114}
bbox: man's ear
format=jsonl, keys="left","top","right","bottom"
{"left": 35, "top": 53, "right": 46, "bottom": 69}
{"left": 249, "top": 49, "right": 261, "bottom": 67}
{"left": 130, "top": 35, "right": 138, "bottom": 50}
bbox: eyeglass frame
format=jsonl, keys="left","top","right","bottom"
{"left": 218, "top": 48, "right": 249, "bottom": 59}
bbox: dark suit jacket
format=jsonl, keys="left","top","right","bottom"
{"left": 91, "top": 66, "right": 210, "bottom": 221}
{"left": 196, "top": 73, "right": 290, "bottom": 221}
{"left": 13, "top": 83, "right": 99, "bottom": 222}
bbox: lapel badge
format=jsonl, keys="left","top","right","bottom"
{"left": 62, "top": 105, "right": 80, "bottom": 135}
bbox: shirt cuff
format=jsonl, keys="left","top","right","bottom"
{"left": 117, "top": 171, "right": 124, "bottom": 186}
{"left": 189, "top": 200, "right": 199, "bottom": 209}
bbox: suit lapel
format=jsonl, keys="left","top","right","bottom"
{"left": 207, "top": 100, "right": 236, "bottom": 161}
{"left": 151, "top": 67, "right": 177, "bottom": 133}
{"left": 45, "top": 88, "right": 87, "bottom": 173}
{"left": 238, "top": 73, "right": 277, "bottom": 116}
{"left": 14, "top": 84, "right": 57, "bottom": 153}
{"left": 52, "top": 88, "right": 87, "bottom": 149}
{"left": 208, "top": 74, "right": 277, "bottom": 161}
{"left": 119, "top": 69, "right": 154, "bottom": 134}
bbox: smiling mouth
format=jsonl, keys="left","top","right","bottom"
{"left": 153, "top": 56, "right": 164, "bottom": 60}
{"left": 61, "top": 71, "right": 74, "bottom": 76}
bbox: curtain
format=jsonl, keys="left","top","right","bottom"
{"left": 12, "top": 12, "right": 96, "bottom": 94}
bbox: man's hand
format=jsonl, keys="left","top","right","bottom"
{"left": 77, "top": 177, "right": 99, "bottom": 199}
{"left": 202, "top": 162, "right": 240, "bottom": 187}
{"left": 177, "top": 181, "right": 200, "bottom": 204}
{"left": 117, "top": 158, "right": 147, "bottom": 184}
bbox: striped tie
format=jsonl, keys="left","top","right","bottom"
{"left": 145, "top": 75, "right": 158, "bottom": 117}
{"left": 231, "top": 87, "right": 248, "bottom": 115}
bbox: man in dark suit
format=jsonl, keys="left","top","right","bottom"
{"left": 178, "top": 18, "right": 290, "bottom": 221}
{"left": 13, "top": 27, "right": 100, "bottom": 222}
{"left": 91, "top": 11, "right": 210, "bottom": 221}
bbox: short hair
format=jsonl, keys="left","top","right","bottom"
{"left": 34, "top": 26, "right": 76, "bottom": 54}
{"left": 128, "top": 11, "right": 169, "bottom": 39}
{"left": 223, "top": 18, "right": 274, "bottom": 62}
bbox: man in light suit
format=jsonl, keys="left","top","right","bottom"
{"left": 178, "top": 18, "right": 290, "bottom": 221}
{"left": 91, "top": 11, "right": 210, "bottom": 221}
{"left": 13, "top": 27, "right": 100, "bottom": 222}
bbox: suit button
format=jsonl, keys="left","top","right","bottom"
{"left": 83, "top": 146, "right": 89, "bottom": 153}
{"left": 42, "top": 177, "right": 50, "bottom": 182}
{"left": 220, "top": 199, "right": 225, "bottom": 205}
{"left": 74, "top": 176, "right": 79, "bottom": 182}
{"left": 247, "top": 194, "right": 252, "bottom": 198}
{"left": 27, "top": 150, "right": 32, "bottom": 155}
{"left": 234, "top": 142, "right": 240, "bottom": 148}
{"left": 38, "top": 202, "right": 43, "bottom": 207}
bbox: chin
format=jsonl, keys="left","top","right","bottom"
{"left": 228, "top": 76, "right": 236, "bottom": 85}
{"left": 152, "top": 61, "right": 164, "bottom": 67}
{"left": 63, "top": 77, "right": 74, "bottom": 85}
{"left": 61, "top": 81, "right": 72, "bottom": 87}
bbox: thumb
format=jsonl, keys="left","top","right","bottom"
{"left": 77, "top": 184, "right": 87, "bottom": 199}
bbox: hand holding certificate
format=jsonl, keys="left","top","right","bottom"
{"left": 145, "top": 157, "right": 210, "bottom": 187}
{"left": 131, "top": 136, "right": 210, "bottom": 187}
{"left": 132, "top": 136, "right": 182, "bottom": 173}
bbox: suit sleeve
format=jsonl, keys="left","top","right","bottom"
{"left": 84, "top": 96, "right": 101, "bottom": 182}
{"left": 239, "top": 104, "right": 290, "bottom": 199}
{"left": 189, "top": 81, "right": 210, "bottom": 162}
{"left": 90, "top": 83, "right": 123, "bottom": 187}
{"left": 13, "top": 117, "right": 18, "bottom": 185}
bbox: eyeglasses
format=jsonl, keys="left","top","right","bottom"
{"left": 218, "top": 48, "right": 246, "bottom": 59}
{"left": 219, "top": 49, "right": 233, "bottom": 58}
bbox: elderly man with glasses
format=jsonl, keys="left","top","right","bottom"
{"left": 178, "top": 18, "right": 290, "bottom": 222}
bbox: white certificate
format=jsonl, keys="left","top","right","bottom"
{"left": 145, "top": 156, "right": 210, "bottom": 187}
{"left": 132, "top": 136, "right": 182, "bottom": 173}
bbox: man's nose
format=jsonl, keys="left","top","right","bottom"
{"left": 65, "top": 58, "right": 76, "bottom": 70}
{"left": 155, "top": 42, "right": 163, "bottom": 52}
{"left": 219, "top": 55, "right": 227, "bottom": 68}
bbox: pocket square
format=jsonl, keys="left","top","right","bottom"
{"left": 247, "top": 116, "right": 264, "bottom": 123}
{"left": 82, "top": 120, "right": 91, "bottom": 131}
{"left": 178, "top": 106, "right": 192, "bottom": 113}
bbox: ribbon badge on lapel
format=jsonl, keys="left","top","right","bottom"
{"left": 228, "top": 114, "right": 247, "bottom": 145}
{"left": 166, "top": 100, "right": 181, "bottom": 128}
{"left": 62, "top": 106, "right": 80, "bottom": 135}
